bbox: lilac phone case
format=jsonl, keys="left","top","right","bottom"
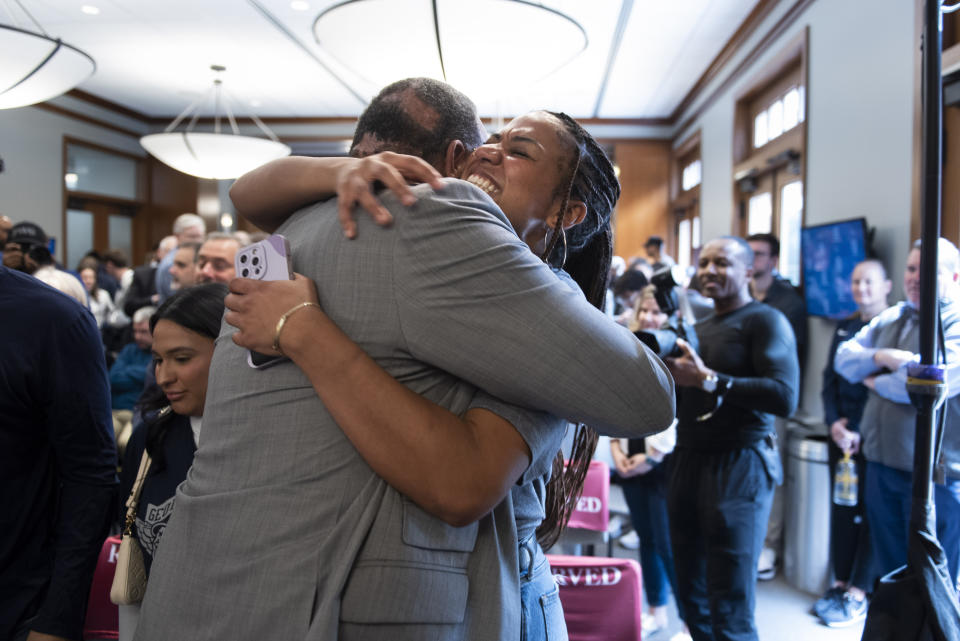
{"left": 234, "top": 234, "right": 293, "bottom": 369}
{"left": 235, "top": 234, "right": 293, "bottom": 282}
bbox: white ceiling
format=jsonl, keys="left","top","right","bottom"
{"left": 8, "top": 0, "right": 761, "bottom": 120}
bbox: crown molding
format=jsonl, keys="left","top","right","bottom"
{"left": 669, "top": 0, "right": 780, "bottom": 123}
{"left": 674, "top": 0, "right": 816, "bottom": 138}
{"left": 66, "top": 89, "right": 152, "bottom": 122}
{"left": 32, "top": 102, "right": 143, "bottom": 139}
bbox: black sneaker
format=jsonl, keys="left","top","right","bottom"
{"left": 818, "top": 591, "right": 867, "bottom": 628}
{"left": 812, "top": 586, "right": 845, "bottom": 618}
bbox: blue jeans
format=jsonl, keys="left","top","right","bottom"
{"left": 865, "top": 461, "right": 960, "bottom": 584}
{"left": 520, "top": 536, "right": 568, "bottom": 641}
{"left": 621, "top": 463, "right": 678, "bottom": 609}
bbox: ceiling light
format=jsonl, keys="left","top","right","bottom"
{"left": 0, "top": 3, "right": 96, "bottom": 109}
{"left": 80, "top": 5, "right": 99, "bottom": 15}
{"left": 140, "top": 65, "right": 290, "bottom": 180}
{"left": 290, "top": 1, "right": 310, "bottom": 10}
{"left": 312, "top": 0, "right": 586, "bottom": 100}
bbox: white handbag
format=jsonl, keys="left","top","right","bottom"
{"left": 110, "top": 449, "right": 152, "bottom": 605}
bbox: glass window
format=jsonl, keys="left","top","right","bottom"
{"left": 109, "top": 214, "right": 133, "bottom": 261}
{"left": 65, "top": 144, "right": 138, "bottom": 200}
{"left": 767, "top": 99, "right": 784, "bottom": 140}
{"left": 783, "top": 88, "right": 800, "bottom": 131}
{"left": 798, "top": 86, "right": 806, "bottom": 123}
{"left": 678, "top": 218, "right": 691, "bottom": 272}
{"left": 692, "top": 215, "right": 701, "bottom": 249}
{"left": 66, "top": 209, "right": 94, "bottom": 270}
{"left": 748, "top": 192, "right": 773, "bottom": 236}
{"left": 779, "top": 181, "right": 803, "bottom": 285}
{"left": 682, "top": 159, "right": 702, "bottom": 191}
{"left": 754, "top": 111, "right": 768, "bottom": 148}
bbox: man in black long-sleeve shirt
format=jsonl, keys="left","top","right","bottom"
{"left": 665, "top": 237, "right": 799, "bottom": 641}
{"left": 746, "top": 232, "right": 805, "bottom": 579}
{"left": 0, "top": 266, "right": 117, "bottom": 641}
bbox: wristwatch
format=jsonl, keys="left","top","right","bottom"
{"left": 701, "top": 373, "right": 718, "bottom": 393}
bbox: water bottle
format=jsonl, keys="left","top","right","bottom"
{"left": 833, "top": 452, "right": 858, "bottom": 507}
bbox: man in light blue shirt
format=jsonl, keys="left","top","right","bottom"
{"left": 835, "top": 238, "right": 960, "bottom": 586}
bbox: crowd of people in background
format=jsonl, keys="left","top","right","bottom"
{"left": 0, "top": 208, "right": 269, "bottom": 641}
{"left": 604, "top": 233, "right": 960, "bottom": 639}
{"left": 5, "top": 211, "right": 960, "bottom": 641}
{"left": 3, "top": 79, "right": 960, "bottom": 641}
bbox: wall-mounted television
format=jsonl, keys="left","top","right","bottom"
{"left": 801, "top": 217, "right": 868, "bottom": 319}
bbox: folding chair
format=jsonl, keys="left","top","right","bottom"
{"left": 557, "top": 459, "right": 611, "bottom": 554}
{"left": 547, "top": 554, "right": 644, "bottom": 641}
{"left": 83, "top": 535, "right": 120, "bottom": 640}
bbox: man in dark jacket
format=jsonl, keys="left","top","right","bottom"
{"left": 0, "top": 266, "right": 117, "bottom": 641}
{"left": 747, "top": 232, "right": 805, "bottom": 579}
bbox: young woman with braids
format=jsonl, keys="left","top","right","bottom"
{"left": 227, "top": 110, "right": 627, "bottom": 639}
{"left": 116, "top": 283, "right": 227, "bottom": 640}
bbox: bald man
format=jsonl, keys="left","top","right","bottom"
{"left": 665, "top": 236, "right": 799, "bottom": 641}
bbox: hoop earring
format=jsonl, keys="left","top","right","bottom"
{"left": 559, "top": 225, "right": 567, "bottom": 269}
{"left": 538, "top": 224, "right": 568, "bottom": 269}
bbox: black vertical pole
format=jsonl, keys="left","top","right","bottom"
{"left": 911, "top": 0, "right": 942, "bottom": 533}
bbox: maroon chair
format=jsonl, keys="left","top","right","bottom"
{"left": 547, "top": 554, "right": 644, "bottom": 641}
{"left": 83, "top": 535, "right": 120, "bottom": 640}
{"left": 558, "top": 459, "right": 611, "bottom": 552}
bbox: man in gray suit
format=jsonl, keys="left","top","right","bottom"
{"left": 135, "top": 78, "right": 674, "bottom": 641}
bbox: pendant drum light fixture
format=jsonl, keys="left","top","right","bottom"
{"left": 140, "top": 65, "right": 290, "bottom": 180}
{"left": 0, "top": 1, "right": 96, "bottom": 109}
{"left": 312, "top": 0, "right": 587, "bottom": 101}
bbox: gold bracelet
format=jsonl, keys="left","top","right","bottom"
{"left": 273, "top": 302, "right": 320, "bottom": 356}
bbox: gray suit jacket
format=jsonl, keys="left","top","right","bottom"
{"left": 135, "top": 179, "right": 674, "bottom": 641}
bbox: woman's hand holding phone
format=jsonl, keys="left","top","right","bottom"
{"left": 225, "top": 273, "right": 321, "bottom": 358}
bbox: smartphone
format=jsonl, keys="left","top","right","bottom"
{"left": 234, "top": 234, "right": 294, "bottom": 369}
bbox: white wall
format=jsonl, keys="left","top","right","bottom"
{"left": 0, "top": 101, "right": 147, "bottom": 264}
{"left": 675, "top": 0, "right": 917, "bottom": 421}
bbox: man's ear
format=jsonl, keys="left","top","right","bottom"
{"left": 444, "top": 140, "right": 468, "bottom": 178}
{"left": 547, "top": 200, "right": 587, "bottom": 230}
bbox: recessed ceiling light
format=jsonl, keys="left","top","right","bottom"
{"left": 80, "top": 5, "right": 100, "bottom": 15}
{"left": 291, "top": 1, "right": 309, "bottom": 10}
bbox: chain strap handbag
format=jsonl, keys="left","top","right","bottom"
{"left": 110, "top": 447, "right": 152, "bottom": 605}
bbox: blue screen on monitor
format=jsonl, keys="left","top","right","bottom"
{"left": 801, "top": 218, "right": 867, "bottom": 319}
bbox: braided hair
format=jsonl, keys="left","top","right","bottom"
{"left": 536, "top": 111, "right": 621, "bottom": 550}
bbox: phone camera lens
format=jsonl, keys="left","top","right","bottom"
{"left": 240, "top": 255, "right": 247, "bottom": 263}
{"left": 252, "top": 257, "right": 260, "bottom": 266}
{"left": 242, "top": 268, "right": 249, "bottom": 277}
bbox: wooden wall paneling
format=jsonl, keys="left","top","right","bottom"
{"left": 140, "top": 158, "right": 199, "bottom": 264}
{"left": 612, "top": 141, "right": 671, "bottom": 262}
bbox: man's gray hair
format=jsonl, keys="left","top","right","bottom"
{"left": 204, "top": 231, "right": 239, "bottom": 245}
{"left": 159, "top": 235, "right": 178, "bottom": 253}
{"left": 133, "top": 305, "right": 156, "bottom": 324}
{"left": 913, "top": 237, "right": 960, "bottom": 275}
{"left": 173, "top": 213, "right": 206, "bottom": 235}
